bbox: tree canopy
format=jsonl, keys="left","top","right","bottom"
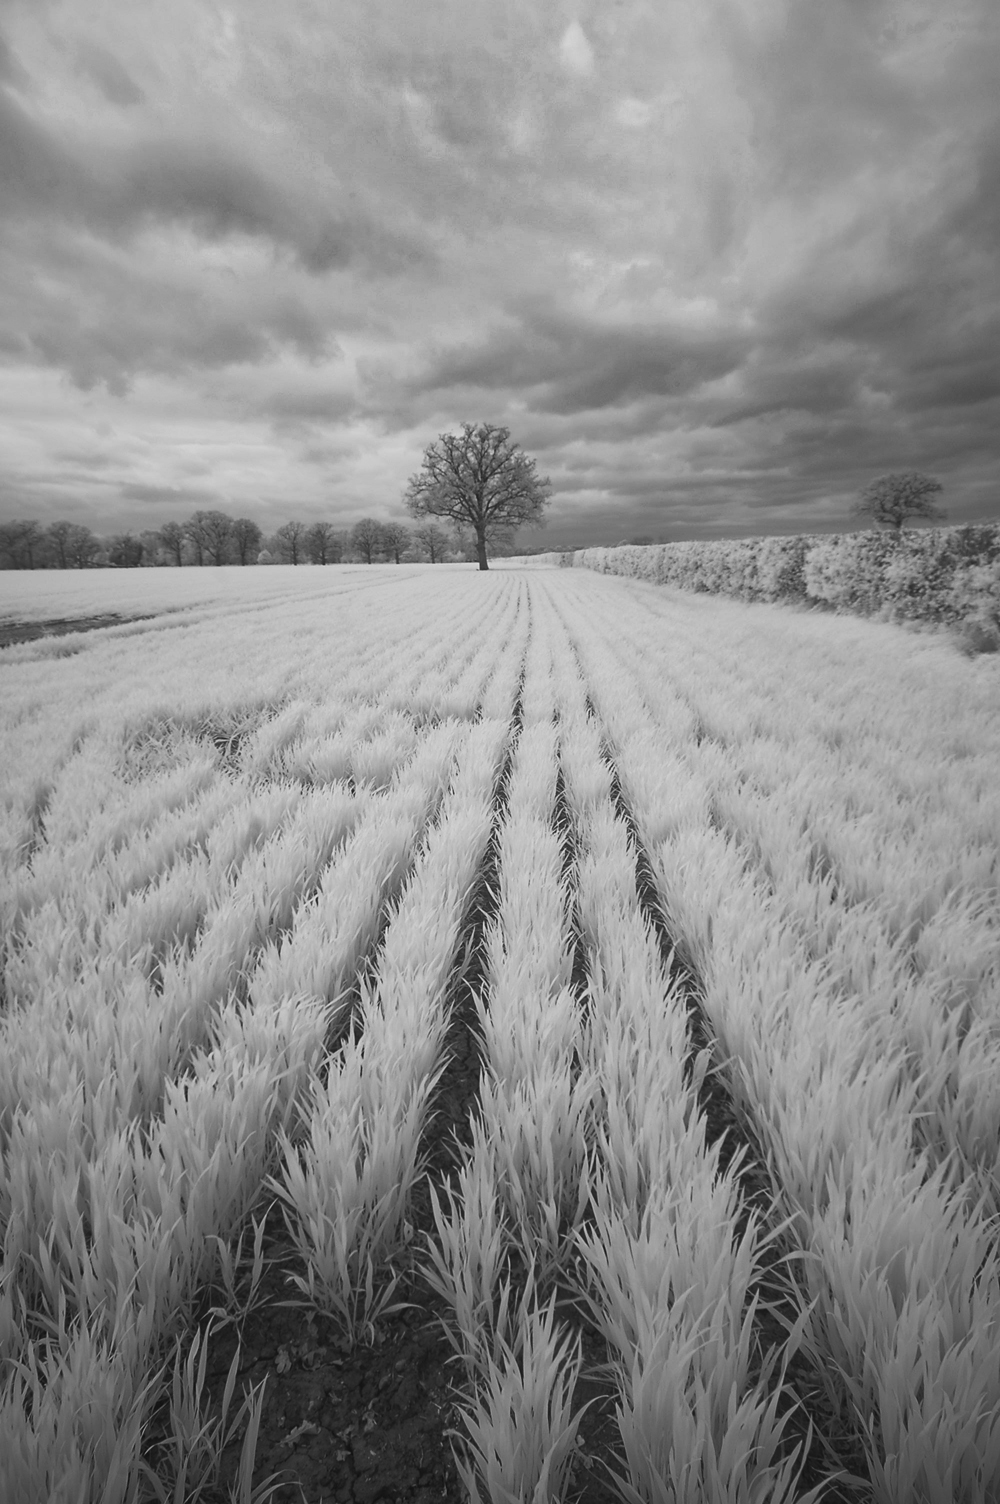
{"left": 351, "top": 517, "right": 385, "bottom": 564}
{"left": 231, "top": 517, "right": 262, "bottom": 565}
{"left": 380, "top": 522, "right": 411, "bottom": 563}
{"left": 403, "top": 422, "right": 551, "bottom": 569}
{"left": 274, "top": 520, "right": 308, "bottom": 564}
{"left": 413, "top": 522, "right": 451, "bottom": 563}
{"left": 305, "top": 522, "right": 343, "bottom": 565}
{"left": 852, "top": 472, "right": 945, "bottom": 531}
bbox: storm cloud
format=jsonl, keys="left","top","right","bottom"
{"left": 0, "top": 0, "right": 997, "bottom": 543}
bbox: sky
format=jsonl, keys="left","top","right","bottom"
{"left": 1, "top": 0, "right": 998, "bottom": 549}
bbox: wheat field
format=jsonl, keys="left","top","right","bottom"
{"left": 1, "top": 565, "right": 998, "bottom": 1504}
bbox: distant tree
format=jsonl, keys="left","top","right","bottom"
{"left": 852, "top": 472, "right": 945, "bottom": 532}
{"left": 413, "top": 522, "right": 450, "bottom": 563}
{"left": 106, "top": 533, "right": 145, "bottom": 568}
{"left": 21, "top": 520, "right": 43, "bottom": 568}
{"left": 305, "top": 521, "right": 344, "bottom": 565}
{"left": 231, "top": 517, "right": 262, "bottom": 565}
{"left": 351, "top": 517, "right": 385, "bottom": 564}
{"left": 0, "top": 521, "right": 22, "bottom": 568}
{"left": 188, "top": 509, "right": 233, "bottom": 565}
{"left": 46, "top": 520, "right": 76, "bottom": 568}
{"left": 380, "top": 522, "right": 411, "bottom": 564}
{"left": 138, "top": 529, "right": 165, "bottom": 564}
{"left": 65, "top": 523, "right": 100, "bottom": 569}
{"left": 158, "top": 520, "right": 186, "bottom": 566}
{"left": 0, "top": 519, "right": 45, "bottom": 569}
{"left": 274, "top": 520, "right": 308, "bottom": 564}
{"left": 403, "top": 421, "right": 552, "bottom": 571}
{"left": 183, "top": 513, "right": 207, "bottom": 565}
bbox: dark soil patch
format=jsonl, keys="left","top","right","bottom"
{"left": 179, "top": 1215, "right": 623, "bottom": 1504}
{"left": 0, "top": 612, "right": 156, "bottom": 648}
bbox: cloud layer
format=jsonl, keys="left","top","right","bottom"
{"left": 1, "top": 0, "right": 997, "bottom": 544}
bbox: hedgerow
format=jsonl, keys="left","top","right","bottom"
{"left": 516, "top": 525, "right": 1000, "bottom": 647}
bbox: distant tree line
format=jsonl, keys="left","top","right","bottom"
{"left": 0, "top": 510, "right": 520, "bottom": 569}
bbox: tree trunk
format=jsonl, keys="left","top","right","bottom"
{"left": 476, "top": 532, "right": 489, "bottom": 571}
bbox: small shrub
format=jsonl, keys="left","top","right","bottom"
{"left": 955, "top": 617, "right": 1000, "bottom": 656}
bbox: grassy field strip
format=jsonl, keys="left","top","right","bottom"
{"left": 0, "top": 562, "right": 469, "bottom": 634}
{"left": 2, "top": 745, "right": 222, "bottom": 908}
{"left": 423, "top": 635, "right": 595, "bottom": 1504}
{"left": 0, "top": 569, "right": 444, "bottom": 666}
{"left": 689, "top": 748, "right": 1000, "bottom": 1216}
{"left": 0, "top": 719, "right": 472, "bottom": 1280}
{"left": 173, "top": 571, "right": 508, "bottom": 786}
{"left": 572, "top": 570, "right": 1000, "bottom": 845}
{"left": 7, "top": 781, "right": 308, "bottom": 1004}
{"left": 274, "top": 713, "right": 510, "bottom": 1347}
{"left": 0, "top": 577, "right": 529, "bottom": 1500}
{"left": 0, "top": 572, "right": 507, "bottom": 866}
{"left": 0, "top": 787, "right": 364, "bottom": 1338}
{"left": 553, "top": 573, "right": 1000, "bottom": 1218}
{"left": 6, "top": 773, "right": 247, "bottom": 958}
{"left": 553, "top": 569, "right": 999, "bottom": 904}
{"left": 0, "top": 786, "right": 361, "bottom": 1143}
{"left": 638, "top": 642, "right": 998, "bottom": 958}
{"left": 546, "top": 621, "right": 825, "bottom": 1504}
{"left": 564, "top": 589, "right": 1000, "bottom": 1500}
{"left": 275, "top": 610, "right": 503, "bottom": 789}
{"left": 474, "top": 724, "right": 589, "bottom": 1288}
{"left": 244, "top": 719, "right": 468, "bottom": 1042}
{"left": 1, "top": 574, "right": 512, "bottom": 955}
{"left": 374, "top": 584, "right": 521, "bottom": 725}
{"left": 0, "top": 718, "right": 499, "bottom": 1499}
{"left": 0, "top": 562, "right": 434, "bottom": 625}
{"left": 583, "top": 568, "right": 1000, "bottom": 772}
{"left": 298, "top": 572, "right": 516, "bottom": 733}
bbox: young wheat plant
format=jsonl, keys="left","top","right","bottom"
{"left": 450, "top": 1286, "right": 591, "bottom": 1504}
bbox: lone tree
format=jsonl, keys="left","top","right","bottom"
{"left": 852, "top": 472, "right": 945, "bottom": 532}
{"left": 403, "top": 421, "right": 552, "bottom": 570}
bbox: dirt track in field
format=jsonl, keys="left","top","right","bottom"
{"left": 0, "top": 612, "right": 156, "bottom": 647}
